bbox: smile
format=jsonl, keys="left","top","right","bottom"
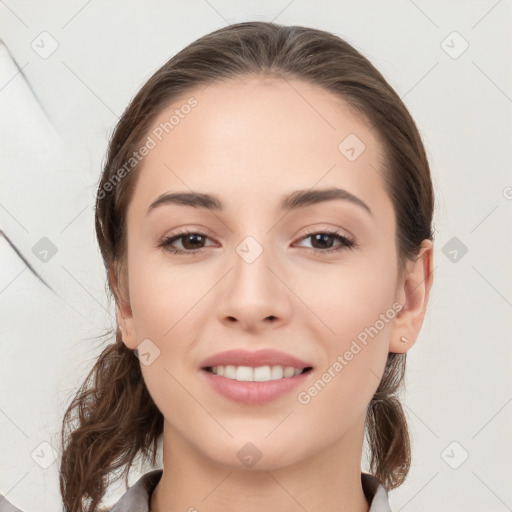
{"left": 206, "top": 364, "right": 312, "bottom": 382}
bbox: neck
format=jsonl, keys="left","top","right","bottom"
{"left": 150, "top": 417, "right": 370, "bottom": 512}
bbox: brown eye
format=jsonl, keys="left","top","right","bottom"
{"left": 159, "top": 230, "right": 213, "bottom": 255}
{"left": 296, "top": 230, "right": 355, "bottom": 254}
{"left": 179, "top": 233, "right": 207, "bottom": 250}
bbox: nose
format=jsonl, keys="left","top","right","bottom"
{"left": 216, "top": 243, "right": 292, "bottom": 331}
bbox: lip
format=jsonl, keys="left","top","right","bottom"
{"left": 200, "top": 349, "right": 314, "bottom": 406}
{"left": 200, "top": 349, "right": 313, "bottom": 370}
{"left": 202, "top": 368, "right": 312, "bottom": 405}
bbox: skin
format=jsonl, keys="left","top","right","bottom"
{"left": 112, "top": 75, "right": 433, "bottom": 512}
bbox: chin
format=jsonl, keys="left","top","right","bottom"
{"left": 197, "top": 436, "right": 309, "bottom": 472}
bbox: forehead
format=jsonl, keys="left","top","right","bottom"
{"left": 127, "top": 75, "right": 390, "bottom": 221}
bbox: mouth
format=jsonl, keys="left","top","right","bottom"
{"left": 199, "top": 348, "right": 314, "bottom": 405}
{"left": 203, "top": 365, "right": 313, "bottom": 382}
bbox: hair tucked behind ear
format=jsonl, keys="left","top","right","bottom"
{"left": 365, "top": 352, "right": 410, "bottom": 489}
{"left": 59, "top": 332, "right": 163, "bottom": 512}
{"left": 60, "top": 20, "right": 434, "bottom": 511}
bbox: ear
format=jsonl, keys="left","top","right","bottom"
{"left": 389, "top": 239, "right": 434, "bottom": 353}
{"left": 108, "top": 266, "right": 138, "bottom": 350}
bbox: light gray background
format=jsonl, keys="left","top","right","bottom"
{"left": 1, "top": 1, "right": 511, "bottom": 511}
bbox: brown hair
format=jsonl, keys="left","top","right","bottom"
{"left": 59, "top": 21, "right": 434, "bottom": 512}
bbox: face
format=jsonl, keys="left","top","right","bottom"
{"left": 114, "top": 75, "right": 427, "bottom": 470}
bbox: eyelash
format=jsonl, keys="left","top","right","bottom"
{"left": 157, "top": 228, "right": 356, "bottom": 256}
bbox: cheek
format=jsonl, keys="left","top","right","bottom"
{"left": 293, "top": 252, "right": 398, "bottom": 338}
{"left": 294, "top": 255, "right": 396, "bottom": 398}
{"left": 127, "top": 253, "right": 207, "bottom": 340}
{"left": 295, "top": 285, "right": 393, "bottom": 432}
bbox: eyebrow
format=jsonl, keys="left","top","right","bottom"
{"left": 146, "top": 187, "right": 372, "bottom": 217}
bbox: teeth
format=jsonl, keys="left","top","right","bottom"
{"left": 224, "top": 365, "right": 236, "bottom": 379}
{"left": 253, "top": 366, "right": 270, "bottom": 381}
{"left": 236, "top": 365, "right": 253, "bottom": 381}
{"left": 283, "top": 367, "right": 296, "bottom": 378}
{"left": 210, "top": 365, "right": 304, "bottom": 382}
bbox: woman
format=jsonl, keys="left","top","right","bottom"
{"left": 55, "top": 20, "right": 434, "bottom": 512}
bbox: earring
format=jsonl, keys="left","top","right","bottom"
{"left": 400, "top": 336, "right": 408, "bottom": 343}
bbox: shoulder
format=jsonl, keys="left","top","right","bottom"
{"left": 0, "top": 470, "right": 164, "bottom": 512}
{"left": 109, "top": 469, "right": 163, "bottom": 512}
{"left": 361, "top": 472, "right": 393, "bottom": 512}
